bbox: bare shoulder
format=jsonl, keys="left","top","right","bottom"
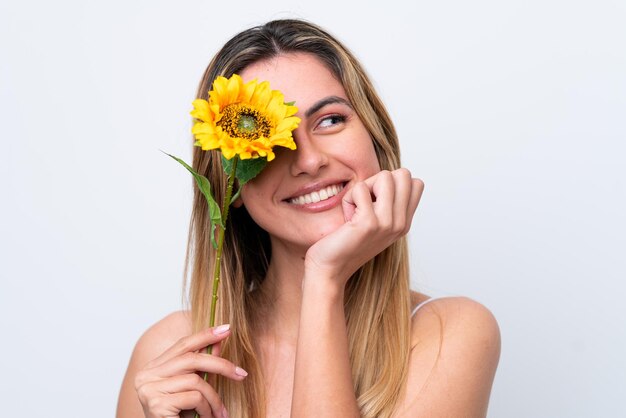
{"left": 412, "top": 296, "right": 500, "bottom": 345}
{"left": 116, "top": 311, "right": 192, "bottom": 417}
{"left": 396, "top": 295, "right": 501, "bottom": 417}
{"left": 133, "top": 310, "right": 193, "bottom": 364}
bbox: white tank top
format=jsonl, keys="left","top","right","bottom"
{"left": 410, "top": 296, "right": 448, "bottom": 317}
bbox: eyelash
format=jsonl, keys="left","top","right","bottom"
{"left": 317, "top": 114, "right": 346, "bottom": 129}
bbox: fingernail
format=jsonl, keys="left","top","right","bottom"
{"left": 222, "top": 406, "right": 229, "bottom": 418}
{"left": 235, "top": 366, "right": 248, "bottom": 377}
{"left": 213, "top": 324, "right": 230, "bottom": 335}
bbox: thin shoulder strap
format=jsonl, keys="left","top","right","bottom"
{"left": 411, "top": 296, "right": 446, "bottom": 318}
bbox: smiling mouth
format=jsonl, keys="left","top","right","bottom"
{"left": 288, "top": 183, "right": 345, "bottom": 205}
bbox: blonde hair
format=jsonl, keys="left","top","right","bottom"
{"left": 185, "top": 19, "right": 411, "bottom": 418}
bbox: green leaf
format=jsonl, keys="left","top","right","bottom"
{"left": 221, "top": 155, "right": 267, "bottom": 185}
{"left": 284, "top": 101, "right": 296, "bottom": 106}
{"left": 221, "top": 155, "right": 235, "bottom": 176}
{"left": 164, "top": 152, "right": 223, "bottom": 249}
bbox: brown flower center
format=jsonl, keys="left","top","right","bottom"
{"left": 218, "top": 104, "right": 272, "bottom": 140}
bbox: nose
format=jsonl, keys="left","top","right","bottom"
{"left": 289, "top": 131, "right": 329, "bottom": 177}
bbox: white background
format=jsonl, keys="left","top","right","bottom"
{"left": 1, "top": 1, "right": 624, "bottom": 416}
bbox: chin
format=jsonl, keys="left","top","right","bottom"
{"left": 271, "top": 220, "right": 344, "bottom": 250}
{"left": 306, "top": 219, "right": 345, "bottom": 244}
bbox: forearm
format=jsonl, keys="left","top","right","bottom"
{"left": 291, "top": 274, "right": 360, "bottom": 418}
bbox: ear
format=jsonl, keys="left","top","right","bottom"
{"left": 232, "top": 196, "right": 243, "bottom": 208}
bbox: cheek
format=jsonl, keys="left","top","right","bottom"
{"left": 239, "top": 177, "right": 278, "bottom": 223}
{"left": 240, "top": 183, "right": 266, "bottom": 210}
{"left": 238, "top": 188, "right": 269, "bottom": 233}
{"left": 366, "top": 147, "right": 382, "bottom": 174}
{"left": 343, "top": 123, "right": 382, "bottom": 174}
{"left": 348, "top": 138, "right": 381, "bottom": 177}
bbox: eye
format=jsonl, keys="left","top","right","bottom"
{"left": 317, "top": 114, "right": 346, "bottom": 130}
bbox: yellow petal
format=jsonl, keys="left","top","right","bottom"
{"left": 240, "top": 79, "right": 257, "bottom": 103}
{"left": 212, "top": 76, "right": 228, "bottom": 99}
{"left": 225, "top": 74, "right": 241, "bottom": 104}
{"left": 265, "top": 92, "right": 284, "bottom": 121}
{"left": 250, "top": 81, "right": 271, "bottom": 109}
{"left": 285, "top": 105, "right": 298, "bottom": 117}
{"left": 190, "top": 99, "right": 212, "bottom": 122}
{"left": 275, "top": 116, "right": 301, "bottom": 133}
{"left": 222, "top": 148, "right": 236, "bottom": 159}
{"left": 209, "top": 103, "right": 221, "bottom": 117}
{"left": 191, "top": 122, "right": 217, "bottom": 135}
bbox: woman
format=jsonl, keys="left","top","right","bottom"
{"left": 117, "top": 19, "right": 500, "bottom": 418}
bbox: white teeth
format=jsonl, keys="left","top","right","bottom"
{"left": 289, "top": 183, "right": 344, "bottom": 205}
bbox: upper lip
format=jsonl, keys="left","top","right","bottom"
{"left": 283, "top": 179, "right": 349, "bottom": 201}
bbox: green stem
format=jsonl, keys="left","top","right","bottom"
{"left": 195, "top": 156, "right": 238, "bottom": 418}
{"left": 209, "top": 156, "right": 238, "bottom": 331}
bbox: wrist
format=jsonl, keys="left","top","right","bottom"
{"left": 301, "top": 270, "right": 346, "bottom": 303}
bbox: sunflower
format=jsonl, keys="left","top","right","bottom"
{"left": 190, "top": 74, "right": 300, "bottom": 161}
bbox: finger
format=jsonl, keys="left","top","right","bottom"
{"left": 341, "top": 182, "right": 357, "bottom": 221}
{"left": 211, "top": 340, "right": 223, "bottom": 358}
{"left": 163, "top": 391, "right": 214, "bottom": 418}
{"left": 408, "top": 178, "right": 424, "bottom": 213}
{"left": 369, "top": 171, "right": 395, "bottom": 229}
{"left": 343, "top": 181, "right": 375, "bottom": 225}
{"left": 405, "top": 178, "right": 424, "bottom": 231}
{"left": 207, "top": 341, "right": 223, "bottom": 388}
{"left": 149, "top": 324, "right": 232, "bottom": 367}
{"left": 389, "top": 169, "right": 413, "bottom": 231}
{"left": 158, "top": 352, "right": 249, "bottom": 382}
{"left": 144, "top": 373, "right": 225, "bottom": 418}
{"left": 357, "top": 171, "right": 385, "bottom": 189}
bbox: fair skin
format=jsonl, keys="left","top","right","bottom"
{"left": 117, "top": 53, "right": 500, "bottom": 418}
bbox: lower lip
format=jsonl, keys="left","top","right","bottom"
{"left": 285, "top": 184, "right": 348, "bottom": 213}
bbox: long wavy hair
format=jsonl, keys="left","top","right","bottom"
{"left": 185, "top": 19, "right": 411, "bottom": 418}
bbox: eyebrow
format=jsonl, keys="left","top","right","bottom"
{"left": 304, "top": 96, "right": 353, "bottom": 118}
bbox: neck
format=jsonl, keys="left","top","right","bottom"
{"left": 256, "top": 239, "right": 308, "bottom": 344}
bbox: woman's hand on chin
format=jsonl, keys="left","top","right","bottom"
{"left": 304, "top": 168, "right": 424, "bottom": 286}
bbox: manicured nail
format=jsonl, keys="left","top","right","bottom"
{"left": 222, "top": 406, "right": 229, "bottom": 418}
{"left": 213, "top": 324, "right": 230, "bottom": 335}
{"left": 235, "top": 366, "right": 248, "bottom": 377}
